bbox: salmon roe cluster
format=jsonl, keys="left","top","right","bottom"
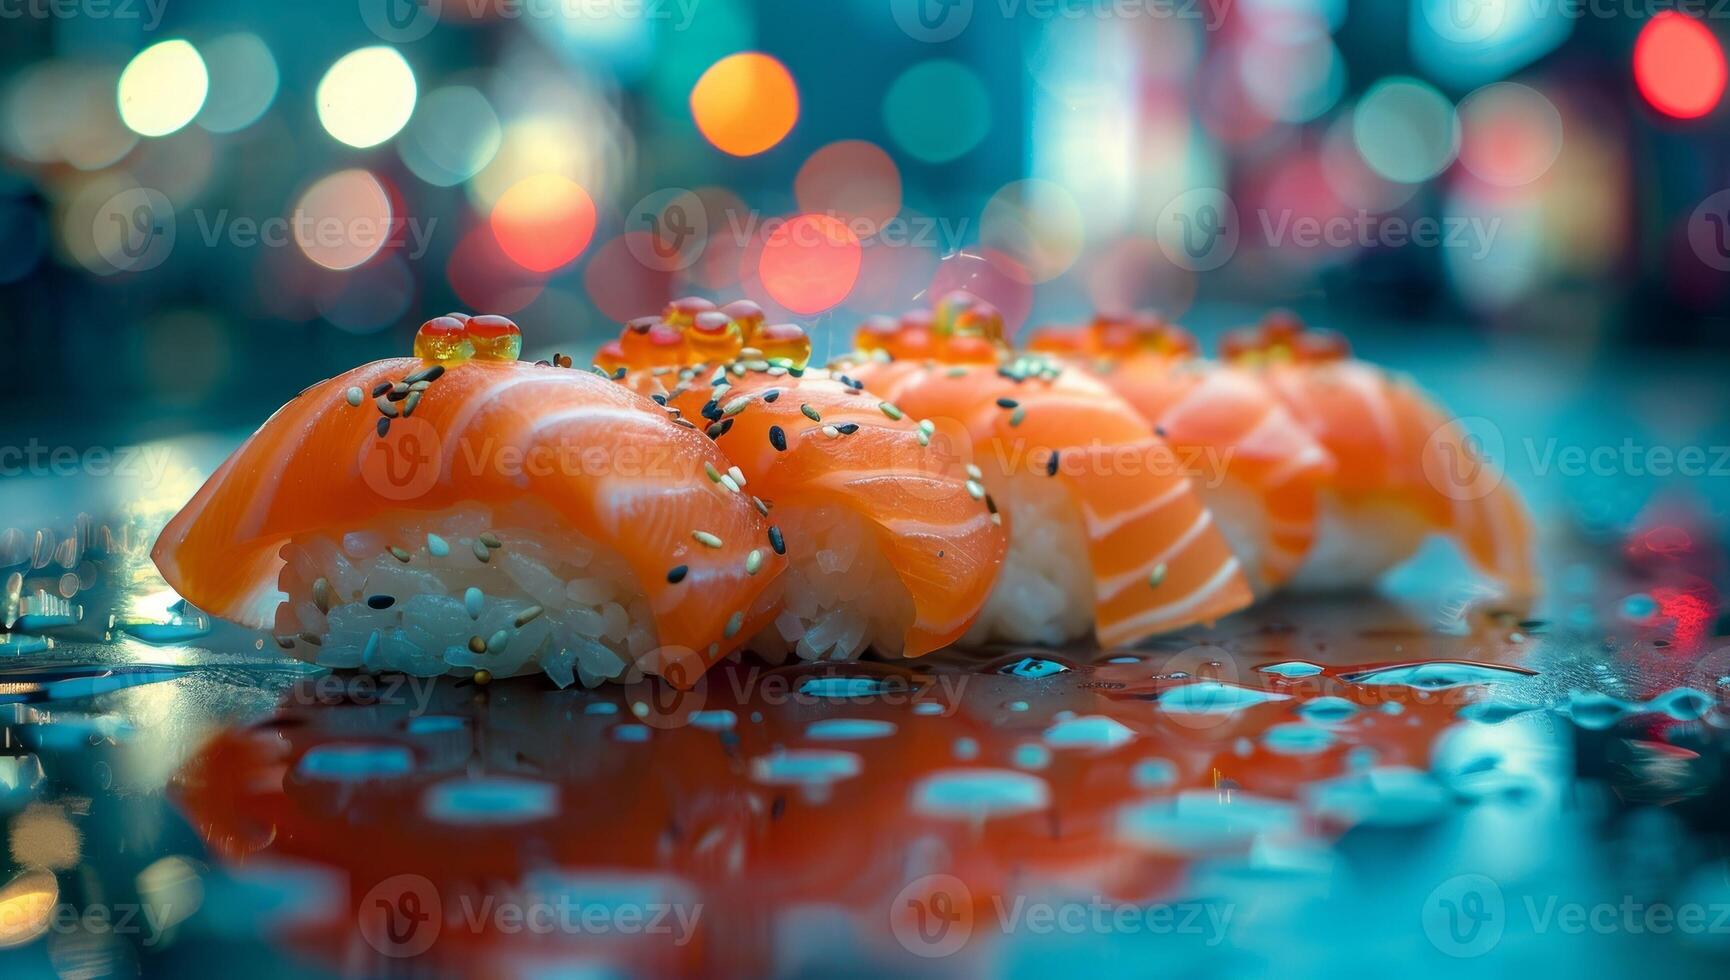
{"left": 1025, "top": 311, "right": 1198, "bottom": 360}
{"left": 1220, "top": 311, "right": 1351, "bottom": 365}
{"left": 853, "top": 291, "right": 1009, "bottom": 365}
{"left": 594, "top": 297, "right": 813, "bottom": 375}
{"left": 413, "top": 312, "right": 524, "bottom": 362}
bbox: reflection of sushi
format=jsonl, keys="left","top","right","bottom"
{"left": 1028, "top": 314, "right": 1334, "bottom": 594}
{"left": 839, "top": 294, "right": 1255, "bottom": 648}
{"left": 604, "top": 298, "right": 1007, "bottom": 662}
{"left": 152, "top": 313, "right": 783, "bottom": 688}
{"left": 1226, "top": 313, "right": 1536, "bottom": 593}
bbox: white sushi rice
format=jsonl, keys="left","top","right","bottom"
{"left": 1287, "top": 492, "right": 1429, "bottom": 591}
{"left": 749, "top": 506, "right": 915, "bottom": 662}
{"left": 272, "top": 504, "right": 655, "bottom": 687}
{"left": 961, "top": 472, "right": 1093, "bottom": 646}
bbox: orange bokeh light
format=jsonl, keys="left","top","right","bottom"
{"left": 490, "top": 174, "right": 597, "bottom": 272}
{"left": 690, "top": 53, "right": 799, "bottom": 157}
{"left": 756, "top": 213, "right": 861, "bottom": 315}
{"left": 794, "top": 140, "right": 902, "bottom": 229}
{"left": 1634, "top": 13, "right": 1726, "bottom": 119}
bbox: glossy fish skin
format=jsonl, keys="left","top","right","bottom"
{"left": 152, "top": 357, "right": 784, "bottom": 685}
{"left": 1260, "top": 356, "right": 1538, "bottom": 594}
{"left": 846, "top": 356, "right": 1255, "bottom": 648}
{"left": 664, "top": 368, "right": 1008, "bottom": 657}
{"left": 1104, "top": 358, "right": 1334, "bottom": 592}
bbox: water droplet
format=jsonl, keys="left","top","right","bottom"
{"left": 1647, "top": 687, "right": 1714, "bottom": 721}
{"left": 998, "top": 656, "right": 1070, "bottom": 679}
{"left": 1258, "top": 661, "right": 1323, "bottom": 678}
{"left": 1340, "top": 661, "right": 1534, "bottom": 690}
{"left": 689, "top": 710, "right": 738, "bottom": 730}
{"left": 1131, "top": 758, "right": 1178, "bottom": 790}
{"left": 297, "top": 742, "right": 414, "bottom": 781}
{"left": 805, "top": 718, "right": 896, "bottom": 741}
{"left": 1560, "top": 690, "right": 1638, "bottom": 731}
{"left": 912, "top": 769, "right": 1050, "bottom": 820}
{"left": 797, "top": 676, "right": 896, "bottom": 699}
{"left": 424, "top": 776, "right": 559, "bottom": 824}
{"left": 1043, "top": 714, "right": 1136, "bottom": 750}
{"left": 1117, "top": 790, "right": 1297, "bottom": 851}
{"left": 1296, "top": 696, "right": 1359, "bottom": 724}
{"left": 1158, "top": 681, "right": 1291, "bottom": 715}
{"left": 1263, "top": 723, "right": 1337, "bottom": 755}
{"left": 748, "top": 749, "right": 862, "bottom": 787}
{"left": 1305, "top": 767, "right": 1450, "bottom": 827}
{"left": 1012, "top": 742, "right": 1052, "bottom": 770}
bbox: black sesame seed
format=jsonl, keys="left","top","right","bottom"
{"left": 652, "top": 394, "right": 668, "bottom": 405}
{"left": 1046, "top": 451, "right": 1060, "bottom": 477}
{"left": 996, "top": 397, "right": 1019, "bottom": 409}
{"left": 836, "top": 422, "right": 860, "bottom": 435}
{"left": 701, "top": 399, "right": 721, "bottom": 420}
{"left": 1154, "top": 425, "right": 1168, "bottom": 438}
{"left": 366, "top": 595, "right": 395, "bottom": 609}
{"left": 376, "top": 417, "right": 391, "bottom": 438}
{"left": 769, "top": 425, "right": 787, "bottom": 452}
{"left": 403, "top": 365, "right": 445, "bottom": 384}
{"left": 667, "top": 564, "right": 689, "bottom": 584}
{"left": 763, "top": 389, "right": 781, "bottom": 402}
{"left": 768, "top": 525, "right": 785, "bottom": 555}
{"left": 985, "top": 494, "right": 998, "bottom": 514}
{"left": 371, "top": 381, "right": 392, "bottom": 398}
{"left": 706, "top": 419, "right": 733, "bottom": 439}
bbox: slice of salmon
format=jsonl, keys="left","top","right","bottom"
{"left": 152, "top": 354, "right": 783, "bottom": 684}
{"left": 663, "top": 369, "right": 1007, "bottom": 656}
{"left": 848, "top": 356, "right": 1255, "bottom": 647}
{"left": 1236, "top": 317, "right": 1537, "bottom": 594}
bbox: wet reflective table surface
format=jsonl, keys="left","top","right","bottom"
{"left": 2, "top": 343, "right": 1729, "bottom": 978}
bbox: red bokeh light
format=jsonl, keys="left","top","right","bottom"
{"left": 1634, "top": 13, "right": 1726, "bottom": 119}
{"left": 756, "top": 213, "right": 862, "bottom": 315}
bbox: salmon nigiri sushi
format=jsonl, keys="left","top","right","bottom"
{"left": 1027, "top": 313, "right": 1335, "bottom": 594}
{"left": 1225, "top": 312, "right": 1537, "bottom": 594}
{"left": 600, "top": 297, "right": 1007, "bottom": 662}
{"left": 152, "top": 314, "right": 784, "bottom": 688}
{"left": 838, "top": 293, "right": 1255, "bottom": 648}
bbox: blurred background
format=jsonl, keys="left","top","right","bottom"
{"left": 2, "top": 0, "right": 1729, "bottom": 520}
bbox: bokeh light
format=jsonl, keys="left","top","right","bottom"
{"left": 795, "top": 140, "right": 902, "bottom": 230}
{"left": 292, "top": 169, "right": 393, "bottom": 272}
{"left": 757, "top": 213, "right": 862, "bottom": 315}
{"left": 316, "top": 47, "right": 418, "bottom": 149}
{"left": 449, "top": 223, "right": 547, "bottom": 314}
{"left": 399, "top": 86, "right": 502, "bottom": 187}
{"left": 1240, "top": 32, "right": 1345, "bottom": 124}
{"left": 1457, "top": 82, "right": 1563, "bottom": 188}
{"left": 979, "top": 179, "right": 1085, "bottom": 284}
{"left": 883, "top": 60, "right": 991, "bottom": 164}
{"left": 1634, "top": 13, "right": 1726, "bottom": 120}
{"left": 585, "top": 232, "right": 676, "bottom": 323}
{"left": 1353, "top": 77, "right": 1459, "bottom": 184}
{"left": 195, "top": 33, "right": 279, "bottom": 134}
{"left": 489, "top": 174, "right": 597, "bottom": 273}
{"left": 117, "top": 40, "right": 210, "bottom": 138}
{"left": 690, "top": 53, "right": 798, "bottom": 156}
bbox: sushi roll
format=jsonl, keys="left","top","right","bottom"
{"left": 838, "top": 293, "right": 1255, "bottom": 648}
{"left": 600, "top": 298, "right": 1008, "bottom": 662}
{"left": 1224, "top": 312, "right": 1536, "bottom": 593}
{"left": 152, "top": 313, "right": 785, "bottom": 688}
{"left": 1027, "top": 313, "right": 1335, "bottom": 594}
